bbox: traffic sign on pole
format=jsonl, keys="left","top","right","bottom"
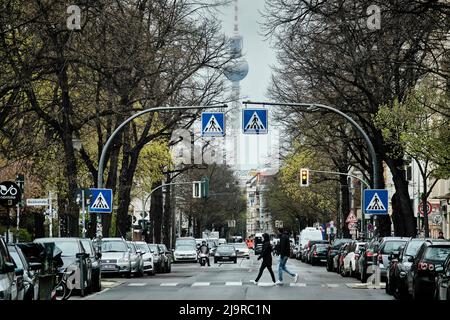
{"left": 88, "top": 188, "right": 112, "bottom": 213}
{"left": 0, "top": 181, "right": 21, "bottom": 208}
{"left": 26, "top": 199, "right": 49, "bottom": 206}
{"left": 418, "top": 201, "right": 432, "bottom": 216}
{"left": 364, "top": 189, "right": 388, "bottom": 215}
{"left": 201, "top": 112, "right": 225, "bottom": 137}
{"left": 242, "top": 109, "right": 268, "bottom": 134}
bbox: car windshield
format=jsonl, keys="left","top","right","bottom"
{"left": 148, "top": 244, "right": 158, "bottom": 252}
{"left": 81, "top": 241, "right": 93, "bottom": 256}
{"left": 218, "top": 246, "right": 235, "bottom": 252}
{"left": 233, "top": 243, "right": 247, "bottom": 248}
{"left": 424, "top": 246, "right": 450, "bottom": 262}
{"left": 177, "top": 239, "right": 195, "bottom": 246}
{"left": 10, "top": 251, "right": 24, "bottom": 269}
{"left": 127, "top": 243, "right": 136, "bottom": 253}
{"left": 51, "top": 241, "right": 79, "bottom": 257}
{"left": 381, "top": 241, "right": 407, "bottom": 254}
{"left": 137, "top": 244, "right": 150, "bottom": 253}
{"left": 102, "top": 241, "right": 127, "bottom": 252}
{"left": 315, "top": 245, "right": 328, "bottom": 252}
{"left": 176, "top": 246, "right": 194, "bottom": 251}
{"left": 405, "top": 241, "right": 425, "bottom": 257}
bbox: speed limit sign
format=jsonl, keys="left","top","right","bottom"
{"left": 418, "top": 201, "right": 432, "bottom": 216}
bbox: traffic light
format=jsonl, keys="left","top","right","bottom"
{"left": 300, "top": 168, "right": 309, "bottom": 187}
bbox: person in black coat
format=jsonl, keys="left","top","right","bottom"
{"left": 252, "top": 233, "right": 276, "bottom": 285}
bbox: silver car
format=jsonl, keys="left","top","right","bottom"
{"left": 126, "top": 242, "right": 144, "bottom": 277}
{"left": 173, "top": 245, "right": 198, "bottom": 263}
{"left": 232, "top": 242, "right": 250, "bottom": 259}
{"left": 100, "top": 238, "right": 132, "bottom": 277}
{"left": 135, "top": 242, "right": 155, "bottom": 276}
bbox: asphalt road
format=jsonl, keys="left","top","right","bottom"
{"left": 76, "top": 254, "right": 393, "bottom": 300}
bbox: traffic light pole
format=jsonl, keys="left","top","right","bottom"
{"left": 95, "top": 104, "right": 227, "bottom": 251}
{"left": 243, "top": 101, "right": 380, "bottom": 189}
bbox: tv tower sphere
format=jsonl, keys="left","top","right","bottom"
{"left": 224, "top": 35, "right": 249, "bottom": 82}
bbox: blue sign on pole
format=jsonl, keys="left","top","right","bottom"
{"left": 201, "top": 112, "right": 225, "bottom": 137}
{"left": 89, "top": 188, "right": 113, "bottom": 213}
{"left": 364, "top": 189, "right": 388, "bottom": 215}
{"left": 242, "top": 109, "right": 268, "bottom": 134}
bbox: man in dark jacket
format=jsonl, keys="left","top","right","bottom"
{"left": 276, "top": 228, "right": 298, "bottom": 285}
{"left": 252, "top": 233, "right": 276, "bottom": 285}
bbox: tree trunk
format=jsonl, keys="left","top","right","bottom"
{"left": 339, "top": 174, "right": 351, "bottom": 238}
{"left": 34, "top": 212, "right": 45, "bottom": 239}
{"left": 385, "top": 158, "right": 416, "bottom": 237}
{"left": 150, "top": 181, "right": 163, "bottom": 243}
{"left": 163, "top": 181, "right": 171, "bottom": 248}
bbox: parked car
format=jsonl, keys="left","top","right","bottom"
{"left": 376, "top": 237, "right": 409, "bottom": 281}
{"left": 310, "top": 244, "right": 328, "bottom": 266}
{"left": 173, "top": 244, "right": 198, "bottom": 263}
{"left": 148, "top": 244, "right": 164, "bottom": 271}
{"left": 386, "top": 238, "right": 431, "bottom": 298}
{"left": 7, "top": 244, "right": 42, "bottom": 300}
{"left": 305, "top": 240, "right": 328, "bottom": 264}
{"left": 126, "top": 241, "right": 144, "bottom": 277}
{"left": 34, "top": 237, "right": 92, "bottom": 294}
{"left": 135, "top": 242, "right": 155, "bottom": 276}
{"left": 214, "top": 245, "right": 237, "bottom": 264}
{"left": 435, "top": 254, "right": 450, "bottom": 300}
{"left": 341, "top": 241, "right": 366, "bottom": 277}
{"left": 407, "top": 241, "right": 450, "bottom": 299}
{"left": 358, "top": 238, "right": 380, "bottom": 282}
{"left": 99, "top": 237, "right": 132, "bottom": 277}
{"left": 1, "top": 236, "right": 24, "bottom": 300}
{"left": 326, "top": 238, "right": 352, "bottom": 272}
{"left": 80, "top": 238, "right": 102, "bottom": 292}
{"left": 232, "top": 242, "right": 250, "bottom": 259}
{"left": 158, "top": 244, "right": 172, "bottom": 273}
{"left": 335, "top": 243, "right": 349, "bottom": 274}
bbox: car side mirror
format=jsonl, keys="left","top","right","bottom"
{"left": 3, "top": 262, "right": 15, "bottom": 273}
{"left": 15, "top": 267, "right": 24, "bottom": 276}
{"left": 29, "top": 262, "right": 42, "bottom": 271}
{"left": 408, "top": 256, "right": 414, "bottom": 262}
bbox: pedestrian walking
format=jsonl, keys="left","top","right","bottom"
{"left": 252, "top": 233, "right": 276, "bottom": 285}
{"left": 276, "top": 228, "right": 298, "bottom": 285}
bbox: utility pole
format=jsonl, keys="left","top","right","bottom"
{"left": 48, "top": 191, "right": 53, "bottom": 238}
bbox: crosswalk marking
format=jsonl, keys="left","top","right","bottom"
{"left": 290, "top": 283, "right": 307, "bottom": 287}
{"left": 127, "top": 283, "right": 146, "bottom": 287}
{"left": 321, "top": 284, "right": 340, "bottom": 288}
{"left": 192, "top": 282, "right": 210, "bottom": 287}
{"left": 160, "top": 283, "right": 178, "bottom": 286}
{"left": 225, "top": 282, "right": 242, "bottom": 286}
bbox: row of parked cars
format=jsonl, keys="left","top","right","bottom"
{"left": 304, "top": 235, "right": 450, "bottom": 300}
{"left": 0, "top": 235, "right": 173, "bottom": 300}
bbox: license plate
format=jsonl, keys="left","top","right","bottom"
{"left": 222, "top": 257, "right": 229, "bottom": 260}
{"left": 102, "top": 264, "right": 116, "bottom": 270}
{"left": 320, "top": 259, "right": 326, "bottom": 262}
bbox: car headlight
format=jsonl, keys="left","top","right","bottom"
{"left": 215, "top": 253, "right": 220, "bottom": 256}
{"left": 231, "top": 253, "right": 236, "bottom": 256}
{"left": 119, "top": 257, "right": 129, "bottom": 263}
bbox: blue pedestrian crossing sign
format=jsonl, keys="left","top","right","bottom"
{"left": 89, "top": 188, "right": 113, "bottom": 213}
{"left": 242, "top": 109, "right": 268, "bottom": 134}
{"left": 364, "top": 189, "right": 388, "bottom": 215}
{"left": 201, "top": 112, "right": 225, "bottom": 137}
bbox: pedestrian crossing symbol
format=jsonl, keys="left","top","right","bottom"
{"left": 201, "top": 112, "right": 225, "bottom": 137}
{"left": 364, "top": 189, "right": 388, "bottom": 215}
{"left": 89, "top": 188, "right": 113, "bottom": 213}
{"left": 243, "top": 109, "right": 268, "bottom": 134}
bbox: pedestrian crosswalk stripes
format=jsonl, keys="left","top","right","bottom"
{"left": 137, "top": 282, "right": 345, "bottom": 288}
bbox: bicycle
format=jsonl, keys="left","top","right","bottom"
{"left": 52, "top": 263, "right": 78, "bottom": 300}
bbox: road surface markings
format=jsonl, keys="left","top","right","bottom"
{"left": 192, "top": 282, "right": 210, "bottom": 286}
{"left": 160, "top": 283, "right": 178, "bottom": 286}
{"left": 258, "top": 282, "right": 276, "bottom": 286}
{"left": 290, "top": 283, "right": 307, "bottom": 287}
{"left": 127, "top": 283, "right": 146, "bottom": 287}
{"left": 225, "top": 282, "right": 242, "bottom": 286}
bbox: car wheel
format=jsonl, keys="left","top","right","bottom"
{"left": 340, "top": 265, "right": 347, "bottom": 277}
{"left": 214, "top": 259, "right": 217, "bottom": 264}
{"left": 126, "top": 271, "right": 132, "bottom": 278}
{"left": 92, "top": 272, "right": 102, "bottom": 292}
{"left": 234, "top": 259, "right": 237, "bottom": 264}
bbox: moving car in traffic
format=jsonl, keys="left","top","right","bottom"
{"left": 214, "top": 245, "right": 237, "bottom": 264}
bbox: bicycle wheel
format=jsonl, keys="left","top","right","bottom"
{"left": 53, "top": 282, "right": 67, "bottom": 300}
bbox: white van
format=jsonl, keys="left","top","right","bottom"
{"left": 299, "top": 227, "right": 323, "bottom": 248}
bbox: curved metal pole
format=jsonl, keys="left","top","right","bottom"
{"left": 308, "top": 169, "right": 370, "bottom": 189}
{"left": 243, "top": 101, "right": 380, "bottom": 189}
{"left": 97, "top": 104, "right": 227, "bottom": 188}
{"left": 142, "top": 181, "right": 195, "bottom": 213}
